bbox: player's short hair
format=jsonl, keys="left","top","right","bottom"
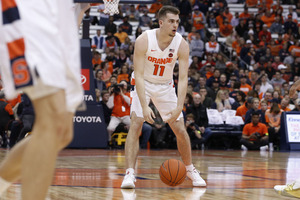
{"left": 157, "top": 6, "right": 180, "bottom": 20}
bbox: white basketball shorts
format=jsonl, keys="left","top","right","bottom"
{"left": 130, "top": 80, "right": 183, "bottom": 122}
{"left": 0, "top": 0, "right": 83, "bottom": 113}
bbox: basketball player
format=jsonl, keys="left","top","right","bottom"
{"left": 121, "top": 6, "right": 206, "bottom": 189}
{"left": 274, "top": 79, "right": 300, "bottom": 198}
{"left": 0, "top": 0, "right": 83, "bottom": 199}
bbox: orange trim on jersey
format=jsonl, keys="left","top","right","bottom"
{"left": 7, "top": 38, "right": 25, "bottom": 60}
{"left": 1, "top": 0, "right": 17, "bottom": 12}
{"left": 131, "top": 77, "right": 135, "bottom": 86}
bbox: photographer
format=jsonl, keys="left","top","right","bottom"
{"left": 185, "top": 113, "right": 204, "bottom": 149}
{"left": 240, "top": 111, "right": 269, "bottom": 151}
{"left": 107, "top": 80, "right": 131, "bottom": 142}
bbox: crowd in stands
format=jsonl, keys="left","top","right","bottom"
{"left": 88, "top": 0, "right": 300, "bottom": 150}
{"left": 1, "top": 0, "right": 300, "bottom": 151}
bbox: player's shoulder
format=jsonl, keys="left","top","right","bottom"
{"left": 135, "top": 32, "right": 148, "bottom": 52}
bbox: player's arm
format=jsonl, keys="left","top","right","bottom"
{"left": 134, "top": 32, "right": 155, "bottom": 123}
{"left": 289, "top": 79, "right": 300, "bottom": 98}
{"left": 166, "top": 39, "right": 189, "bottom": 124}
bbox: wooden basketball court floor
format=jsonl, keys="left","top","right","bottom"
{"left": 0, "top": 149, "right": 299, "bottom": 200}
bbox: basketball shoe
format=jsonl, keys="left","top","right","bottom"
{"left": 274, "top": 182, "right": 300, "bottom": 198}
{"left": 121, "top": 169, "right": 136, "bottom": 189}
{"left": 187, "top": 168, "right": 206, "bottom": 187}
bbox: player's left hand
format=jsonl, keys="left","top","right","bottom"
{"left": 166, "top": 107, "right": 182, "bottom": 124}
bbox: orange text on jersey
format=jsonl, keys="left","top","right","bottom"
{"left": 147, "top": 56, "right": 173, "bottom": 65}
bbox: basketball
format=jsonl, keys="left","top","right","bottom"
{"left": 159, "top": 159, "right": 186, "bottom": 186}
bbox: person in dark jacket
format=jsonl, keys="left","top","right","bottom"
{"left": 0, "top": 91, "right": 14, "bottom": 147}
{"left": 186, "top": 93, "right": 212, "bottom": 147}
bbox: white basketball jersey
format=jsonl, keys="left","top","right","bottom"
{"left": 144, "top": 29, "right": 182, "bottom": 84}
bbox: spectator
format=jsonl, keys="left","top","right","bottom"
{"left": 94, "top": 69, "right": 107, "bottom": 92}
{"left": 186, "top": 93, "right": 213, "bottom": 148}
{"left": 191, "top": 5, "right": 206, "bottom": 40}
{"left": 270, "top": 71, "right": 286, "bottom": 90}
{"left": 91, "top": 29, "right": 105, "bottom": 50}
{"left": 102, "top": 62, "right": 113, "bottom": 84}
{"left": 187, "top": 27, "right": 197, "bottom": 42}
{"left": 236, "top": 96, "right": 253, "bottom": 121}
{"left": 185, "top": 113, "right": 204, "bottom": 149}
{"left": 239, "top": 7, "right": 251, "bottom": 22}
{"left": 120, "top": 36, "right": 132, "bottom": 51}
{"left": 210, "top": 78, "right": 220, "bottom": 101}
{"left": 92, "top": 51, "right": 102, "bottom": 67}
{"left": 212, "top": 90, "right": 232, "bottom": 112}
{"left": 219, "top": 73, "right": 228, "bottom": 89}
{"left": 235, "top": 19, "right": 248, "bottom": 37}
{"left": 207, "top": 69, "right": 221, "bottom": 88}
{"left": 260, "top": 73, "right": 273, "bottom": 94}
{"left": 284, "top": 6, "right": 298, "bottom": 21}
{"left": 97, "top": 3, "right": 109, "bottom": 25}
{"left": 190, "top": 32, "right": 204, "bottom": 59}
{"left": 105, "top": 16, "right": 117, "bottom": 35}
{"left": 244, "top": 97, "right": 265, "bottom": 124}
{"left": 240, "top": 111, "right": 269, "bottom": 150}
{"left": 205, "top": 35, "right": 220, "bottom": 54}
{"left": 261, "top": 89, "right": 273, "bottom": 108}
{"left": 231, "top": 12, "right": 240, "bottom": 27}
{"left": 232, "top": 90, "right": 246, "bottom": 110}
{"left": 104, "top": 36, "right": 118, "bottom": 52}
{"left": 258, "top": 24, "right": 271, "bottom": 43}
{"left": 148, "top": 0, "right": 162, "bottom": 13}
{"left": 265, "top": 101, "right": 282, "bottom": 149}
{"left": 117, "top": 64, "right": 130, "bottom": 83}
{"left": 207, "top": 12, "right": 218, "bottom": 28}
{"left": 223, "top": 7, "right": 233, "bottom": 23}
{"left": 106, "top": 80, "right": 131, "bottom": 142}
{"left": 119, "top": 16, "right": 133, "bottom": 35}
{"left": 126, "top": 5, "right": 139, "bottom": 21}
{"left": 246, "top": 0, "right": 258, "bottom": 7}
{"left": 280, "top": 97, "right": 291, "bottom": 112}
{"left": 261, "top": 9, "right": 275, "bottom": 28}
{"left": 139, "top": 9, "right": 151, "bottom": 27}
{"left": 0, "top": 92, "right": 14, "bottom": 147}
{"left": 239, "top": 75, "right": 252, "bottom": 95}
{"left": 194, "top": 76, "right": 214, "bottom": 99}
{"left": 199, "top": 87, "right": 213, "bottom": 108}
{"left": 219, "top": 19, "right": 233, "bottom": 37}
{"left": 270, "top": 16, "right": 284, "bottom": 34}
{"left": 260, "top": 99, "right": 268, "bottom": 113}
{"left": 114, "top": 27, "right": 128, "bottom": 44}
{"left": 284, "top": 14, "right": 298, "bottom": 34}
{"left": 178, "top": 0, "right": 192, "bottom": 30}
{"left": 99, "top": 90, "right": 111, "bottom": 126}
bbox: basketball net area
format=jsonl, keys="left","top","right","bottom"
{"left": 74, "top": 0, "right": 156, "bottom": 16}
{"left": 103, "top": 0, "right": 120, "bottom": 15}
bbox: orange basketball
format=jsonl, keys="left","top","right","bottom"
{"left": 159, "top": 159, "right": 186, "bottom": 186}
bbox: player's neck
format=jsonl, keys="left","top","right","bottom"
{"left": 156, "top": 29, "right": 173, "bottom": 45}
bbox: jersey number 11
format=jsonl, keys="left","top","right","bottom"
{"left": 153, "top": 64, "right": 165, "bottom": 76}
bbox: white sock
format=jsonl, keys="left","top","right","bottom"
{"left": 186, "top": 164, "right": 194, "bottom": 171}
{"left": 0, "top": 177, "right": 11, "bottom": 196}
{"left": 126, "top": 168, "right": 135, "bottom": 175}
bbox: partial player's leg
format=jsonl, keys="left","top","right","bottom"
{"left": 21, "top": 90, "right": 73, "bottom": 200}
{"left": 121, "top": 112, "right": 144, "bottom": 189}
{"left": 168, "top": 119, "right": 206, "bottom": 187}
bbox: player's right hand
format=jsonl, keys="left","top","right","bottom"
{"left": 143, "top": 106, "right": 155, "bottom": 124}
